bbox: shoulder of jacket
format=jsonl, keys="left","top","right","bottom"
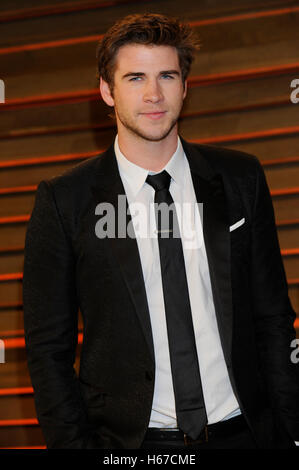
{"left": 189, "top": 142, "right": 262, "bottom": 178}
{"left": 49, "top": 151, "right": 105, "bottom": 188}
{"left": 34, "top": 150, "right": 108, "bottom": 214}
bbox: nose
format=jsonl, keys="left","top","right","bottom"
{"left": 143, "top": 79, "right": 163, "bottom": 103}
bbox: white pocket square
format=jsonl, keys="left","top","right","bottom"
{"left": 229, "top": 217, "right": 245, "bottom": 232}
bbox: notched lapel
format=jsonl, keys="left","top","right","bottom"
{"left": 91, "top": 147, "right": 155, "bottom": 364}
{"left": 201, "top": 176, "right": 233, "bottom": 368}
{"left": 183, "top": 140, "right": 233, "bottom": 368}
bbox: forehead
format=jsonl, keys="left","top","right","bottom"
{"left": 114, "top": 44, "right": 180, "bottom": 73}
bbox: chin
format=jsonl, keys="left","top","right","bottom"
{"left": 138, "top": 124, "right": 176, "bottom": 142}
{"left": 139, "top": 133, "right": 171, "bottom": 142}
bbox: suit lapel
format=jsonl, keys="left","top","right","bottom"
{"left": 181, "top": 138, "right": 233, "bottom": 368}
{"left": 90, "top": 139, "right": 234, "bottom": 369}
{"left": 91, "top": 145, "right": 155, "bottom": 363}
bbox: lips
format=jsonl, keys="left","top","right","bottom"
{"left": 141, "top": 111, "right": 166, "bottom": 120}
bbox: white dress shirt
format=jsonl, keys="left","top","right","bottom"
{"left": 114, "top": 135, "right": 241, "bottom": 427}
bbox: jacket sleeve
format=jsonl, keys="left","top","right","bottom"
{"left": 249, "top": 159, "right": 299, "bottom": 440}
{"left": 23, "top": 180, "right": 91, "bottom": 448}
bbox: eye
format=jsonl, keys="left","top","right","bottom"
{"left": 129, "top": 76, "right": 142, "bottom": 82}
{"left": 161, "top": 74, "right": 174, "bottom": 79}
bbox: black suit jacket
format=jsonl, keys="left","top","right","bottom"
{"left": 23, "top": 138, "right": 299, "bottom": 448}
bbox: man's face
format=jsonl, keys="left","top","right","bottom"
{"left": 100, "top": 44, "right": 187, "bottom": 142}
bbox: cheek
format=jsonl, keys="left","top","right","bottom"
{"left": 115, "top": 89, "right": 140, "bottom": 109}
{"left": 167, "top": 92, "right": 185, "bottom": 110}
{"left": 165, "top": 83, "right": 185, "bottom": 101}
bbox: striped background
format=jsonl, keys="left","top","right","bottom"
{"left": 0, "top": 0, "right": 298, "bottom": 448}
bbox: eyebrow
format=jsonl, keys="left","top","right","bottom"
{"left": 122, "top": 70, "right": 181, "bottom": 79}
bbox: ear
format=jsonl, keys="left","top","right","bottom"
{"left": 100, "top": 77, "right": 115, "bottom": 107}
{"left": 183, "top": 80, "right": 187, "bottom": 99}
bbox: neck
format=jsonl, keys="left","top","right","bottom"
{"left": 117, "top": 126, "right": 179, "bottom": 172}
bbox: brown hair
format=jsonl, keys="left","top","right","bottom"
{"left": 96, "top": 13, "right": 200, "bottom": 90}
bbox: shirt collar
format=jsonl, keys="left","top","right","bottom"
{"left": 114, "top": 135, "right": 186, "bottom": 198}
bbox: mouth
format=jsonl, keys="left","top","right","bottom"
{"left": 141, "top": 111, "right": 166, "bottom": 120}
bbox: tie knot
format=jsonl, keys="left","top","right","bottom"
{"left": 146, "top": 170, "right": 171, "bottom": 192}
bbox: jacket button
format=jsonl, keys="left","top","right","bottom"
{"left": 145, "top": 371, "right": 153, "bottom": 381}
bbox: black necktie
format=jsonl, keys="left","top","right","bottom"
{"left": 146, "top": 170, "right": 207, "bottom": 440}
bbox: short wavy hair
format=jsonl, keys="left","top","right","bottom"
{"left": 96, "top": 13, "right": 200, "bottom": 90}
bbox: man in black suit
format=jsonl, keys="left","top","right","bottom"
{"left": 23, "top": 13, "right": 299, "bottom": 449}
